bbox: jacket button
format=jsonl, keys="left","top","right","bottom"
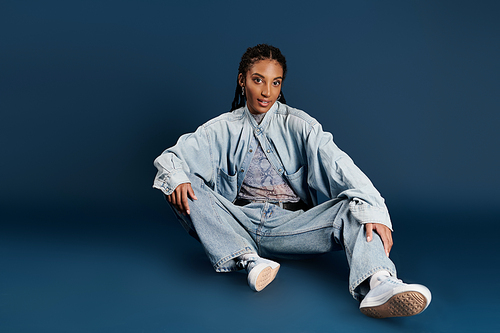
{"left": 266, "top": 149, "right": 270, "bottom": 153}
{"left": 249, "top": 149, "right": 253, "bottom": 152}
{"left": 240, "top": 169, "right": 244, "bottom": 172}
{"left": 278, "top": 168, "right": 283, "bottom": 172}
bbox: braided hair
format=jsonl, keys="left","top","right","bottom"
{"left": 230, "top": 44, "right": 287, "bottom": 111}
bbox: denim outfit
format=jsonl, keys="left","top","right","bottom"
{"left": 153, "top": 102, "right": 396, "bottom": 299}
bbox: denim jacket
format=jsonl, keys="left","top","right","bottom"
{"left": 153, "top": 102, "right": 392, "bottom": 229}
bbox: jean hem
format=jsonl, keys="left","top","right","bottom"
{"left": 213, "top": 247, "right": 255, "bottom": 272}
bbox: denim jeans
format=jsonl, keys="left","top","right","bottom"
{"left": 170, "top": 173, "right": 396, "bottom": 300}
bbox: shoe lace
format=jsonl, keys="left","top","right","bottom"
{"left": 236, "top": 254, "right": 258, "bottom": 270}
{"left": 384, "top": 276, "right": 404, "bottom": 285}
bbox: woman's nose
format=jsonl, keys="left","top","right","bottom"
{"left": 261, "top": 84, "right": 271, "bottom": 97}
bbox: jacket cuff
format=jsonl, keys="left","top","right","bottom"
{"left": 152, "top": 169, "right": 191, "bottom": 196}
{"left": 348, "top": 198, "right": 393, "bottom": 231}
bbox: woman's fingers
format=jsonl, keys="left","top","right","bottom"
{"left": 167, "top": 183, "right": 195, "bottom": 215}
{"left": 187, "top": 185, "right": 198, "bottom": 201}
{"left": 366, "top": 223, "right": 373, "bottom": 242}
{"left": 181, "top": 185, "right": 191, "bottom": 215}
{"left": 365, "top": 223, "right": 393, "bottom": 257}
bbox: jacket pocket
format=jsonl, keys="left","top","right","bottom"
{"left": 217, "top": 168, "right": 238, "bottom": 200}
{"left": 285, "top": 165, "right": 305, "bottom": 181}
{"left": 284, "top": 165, "right": 309, "bottom": 201}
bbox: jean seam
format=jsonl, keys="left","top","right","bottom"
{"left": 261, "top": 223, "right": 333, "bottom": 237}
{"left": 343, "top": 238, "right": 352, "bottom": 259}
{"left": 254, "top": 203, "right": 268, "bottom": 248}
{"left": 214, "top": 199, "right": 232, "bottom": 215}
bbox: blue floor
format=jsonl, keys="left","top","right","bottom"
{"left": 1, "top": 207, "right": 498, "bottom": 333}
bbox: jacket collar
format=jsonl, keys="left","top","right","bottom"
{"left": 244, "top": 101, "right": 279, "bottom": 131}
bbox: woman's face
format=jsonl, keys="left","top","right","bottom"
{"left": 238, "top": 59, "right": 283, "bottom": 114}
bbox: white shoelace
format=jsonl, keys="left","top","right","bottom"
{"left": 236, "top": 253, "right": 258, "bottom": 270}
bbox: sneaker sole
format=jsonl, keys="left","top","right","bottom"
{"left": 252, "top": 265, "right": 280, "bottom": 292}
{"left": 360, "top": 291, "right": 428, "bottom": 318}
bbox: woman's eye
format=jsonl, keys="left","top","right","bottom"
{"left": 253, "top": 78, "right": 262, "bottom": 83}
{"left": 273, "top": 81, "right": 281, "bottom": 86}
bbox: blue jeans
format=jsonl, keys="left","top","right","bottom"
{"left": 170, "top": 174, "right": 396, "bottom": 300}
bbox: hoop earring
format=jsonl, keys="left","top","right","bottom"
{"left": 241, "top": 87, "right": 245, "bottom": 96}
{"left": 278, "top": 93, "right": 281, "bottom": 100}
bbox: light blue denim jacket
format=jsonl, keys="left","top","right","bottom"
{"left": 153, "top": 102, "right": 392, "bottom": 229}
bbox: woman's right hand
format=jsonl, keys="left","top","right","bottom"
{"left": 167, "top": 183, "right": 198, "bottom": 215}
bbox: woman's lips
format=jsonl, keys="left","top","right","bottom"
{"left": 258, "top": 99, "right": 271, "bottom": 107}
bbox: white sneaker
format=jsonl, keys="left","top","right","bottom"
{"left": 360, "top": 276, "right": 432, "bottom": 318}
{"left": 237, "top": 254, "right": 280, "bottom": 292}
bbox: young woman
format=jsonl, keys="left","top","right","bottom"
{"left": 153, "top": 44, "right": 431, "bottom": 318}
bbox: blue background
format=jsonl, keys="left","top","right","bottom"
{"left": 1, "top": 1, "right": 499, "bottom": 332}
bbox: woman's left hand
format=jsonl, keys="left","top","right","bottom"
{"left": 365, "top": 223, "right": 393, "bottom": 257}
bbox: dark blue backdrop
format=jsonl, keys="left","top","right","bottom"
{"left": 1, "top": 1, "right": 499, "bottom": 332}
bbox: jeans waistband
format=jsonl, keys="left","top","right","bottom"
{"left": 233, "top": 198, "right": 309, "bottom": 212}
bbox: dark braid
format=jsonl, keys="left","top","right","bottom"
{"left": 231, "top": 44, "right": 287, "bottom": 111}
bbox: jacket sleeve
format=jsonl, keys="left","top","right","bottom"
{"left": 152, "top": 125, "right": 214, "bottom": 196}
{"left": 305, "top": 123, "right": 393, "bottom": 230}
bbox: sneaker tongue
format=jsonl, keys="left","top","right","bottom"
{"left": 370, "top": 271, "right": 391, "bottom": 289}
